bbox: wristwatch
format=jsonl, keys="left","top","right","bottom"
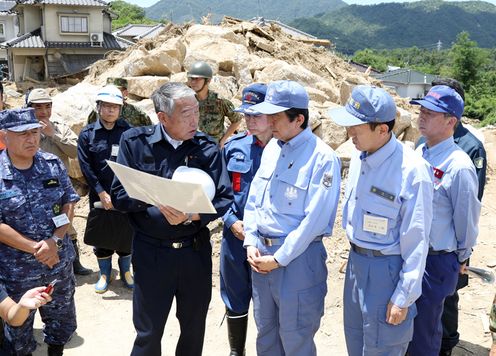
{"left": 51, "top": 235, "right": 63, "bottom": 250}
{"left": 182, "top": 213, "right": 193, "bottom": 226}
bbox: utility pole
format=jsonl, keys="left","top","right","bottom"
{"left": 437, "top": 40, "right": 442, "bottom": 51}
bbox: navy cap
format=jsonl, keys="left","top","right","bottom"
{"left": 329, "top": 85, "right": 397, "bottom": 127}
{"left": 234, "top": 83, "right": 267, "bottom": 115}
{"left": 410, "top": 85, "right": 464, "bottom": 120}
{"left": 0, "top": 108, "right": 42, "bottom": 132}
{"left": 250, "top": 80, "right": 309, "bottom": 114}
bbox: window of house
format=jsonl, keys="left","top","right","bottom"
{"left": 59, "top": 15, "right": 88, "bottom": 33}
{"left": 0, "top": 23, "right": 5, "bottom": 37}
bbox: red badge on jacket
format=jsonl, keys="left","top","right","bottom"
{"left": 434, "top": 168, "right": 444, "bottom": 179}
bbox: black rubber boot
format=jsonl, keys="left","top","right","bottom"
{"left": 226, "top": 310, "right": 248, "bottom": 356}
{"left": 72, "top": 238, "right": 92, "bottom": 275}
{"left": 47, "top": 344, "right": 64, "bottom": 356}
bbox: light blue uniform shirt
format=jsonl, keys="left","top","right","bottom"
{"left": 417, "top": 136, "right": 480, "bottom": 263}
{"left": 243, "top": 128, "right": 341, "bottom": 267}
{"left": 343, "top": 135, "right": 433, "bottom": 308}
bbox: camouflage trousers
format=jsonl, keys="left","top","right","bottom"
{"left": 1, "top": 263, "right": 76, "bottom": 355}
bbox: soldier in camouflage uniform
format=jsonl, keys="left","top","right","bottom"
{"left": 87, "top": 77, "right": 152, "bottom": 127}
{"left": 0, "top": 108, "right": 79, "bottom": 356}
{"left": 187, "top": 61, "right": 242, "bottom": 147}
{"left": 27, "top": 88, "right": 91, "bottom": 276}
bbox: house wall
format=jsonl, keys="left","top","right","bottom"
{"left": 103, "top": 13, "right": 111, "bottom": 33}
{"left": 43, "top": 4, "right": 105, "bottom": 42}
{"left": 22, "top": 6, "right": 42, "bottom": 33}
{"left": 383, "top": 82, "right": 429, "bottom": 99}
{"left": 9, "top": 48, "right": 45, "bottom": 82}
{"left": 0, "top": 14, "right": 18, "bottom": 61}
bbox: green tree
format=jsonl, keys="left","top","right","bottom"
{"left": 110, "top": 1, "right": 162, "bottom": 31}
{"left": 448, "top": 32, "right": 488, "bottom": 90}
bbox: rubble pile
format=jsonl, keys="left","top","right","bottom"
{"left": 51, "top": 19, "right": 421, "bottom": 169}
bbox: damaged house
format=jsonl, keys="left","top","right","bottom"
{"left": 1, "top": 0, "right": 129, "bottom": 81}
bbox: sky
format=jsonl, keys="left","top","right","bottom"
{"left": 126, "top": 0, "right": 496, "bottom": 8}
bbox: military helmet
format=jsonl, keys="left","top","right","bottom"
{"left": 187, "top": 61, "right": 213, "bottom": 79}
{"left": 96, "top": 85, "right": 124, "bottom": 106}
{"left": 106, "top": 77, "right": 128, "bottom": 89}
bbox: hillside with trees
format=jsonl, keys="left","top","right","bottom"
{"left": 144, "top": 0, "right": 347, "bottom": 24}
{"left": 110, "top": 1, "right": 162, "bottom": 30}
{"left": 353, "top": 32, "right": 496, "bottom": 125}
{"left": 291, "top": 0, "right": 496, "bottom": 54}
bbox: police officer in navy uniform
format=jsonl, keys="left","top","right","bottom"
{"left": 111, "top": 82, "right": 232, "bottom": 356}
{"left": 78, "top": 85, "right": 134, "bottom": 293}
{"left": 0, "top": 108, "right": 79, "bottom": 356}
{"left": 220, "top": 83, "right": 272, "bottom": 355}
{"left": 243, "top": 80, "right": 341, "bottom": 356}
{"left": 408, "top": 85, "right": 481, "bottom": 355}
{"left": 330, "top": 86, "right": 433, "bottom": 356}
{"left": 417, "top": 78, "right": 487, "bottom": 356}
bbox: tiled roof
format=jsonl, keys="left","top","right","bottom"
{"left": 16, "top": 0, "right": 107, "bottom": 6}
{"left": 2, "top": 29, "right": 128, "bottom": 50}
{"left": 2, "top": 28, "right": 45, "bottom": 48}
{"left": 114, "top": 24, "right": 164, "bottom": 39}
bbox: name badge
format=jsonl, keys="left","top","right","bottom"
{"left": 363, "top": 214, "right": 388, "bottom": 235}
{"left": 52, "top": 213, "right": 70, "bottom": 228}
{"left": 111, "top": 144, "right": 119, "bottom": 157}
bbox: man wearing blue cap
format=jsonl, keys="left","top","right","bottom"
{"left": 0, "top": 109, "right": 79, "bottom": 356}
{"left": 330, "top": 85, "right": 433, "bottom": 356}
{"left": 408, "top": 85, "right": 480, "bottom": 355}
{"left": 220, "top": 83, "right": 272, "bottom": 355}
{"left": 243, "top": 80, "right": 341, "bottom": 355}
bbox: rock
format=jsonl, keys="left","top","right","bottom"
{"left": 125, "top": 49, "right": 182, "bottom": 76}
{"left": 335, "top": 138, "right": 357, "bottom": 167}
{"left": 317, "top": 103, "right": 348, "bottom": 150}
{"left": 393, "top": 107, "right": 412, "bottom": 138}
{"left": 170, "top": 72, "right": 188, "bottom": 83}
{"left": 339, "top": 80, "right": 354, "bottom": 105}
{"left": 306, "top": 87, "right": 330, "bottom": 103}
{"left": 125, "top": 76, "right": 170, "bottom": 99}
{"left": 157, "top": 37, "right": 187, "bottom": 63}
{"left": 184, "top": 24, "right": 243, "bottom": 45}
{"left": 209, "top": 76, "right": 239, "bottom": 102}
{"left": 185, "top": 37, "right": 250, "bottom": 73}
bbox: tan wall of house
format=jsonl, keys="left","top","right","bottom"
{"left": 103, "top": 14, "right": 112, "bottom": 33}
{"left": 22, "top": 6, "right": 42, "bottom": 33}
{"left": 10, "top": 48, "right": 45, "bottom": 82}
{"left": 43, "top": 5, "right": 105, "bottom": 42}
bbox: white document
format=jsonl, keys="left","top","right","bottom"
{"left": 107, "top": 160, "right": 216, "bottom": 214}
{"left": 363, "top": 214, "right": 388, "bottom": 235}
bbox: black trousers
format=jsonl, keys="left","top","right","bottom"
{"left": 130, "top": 232, "right": 212, "bottom": 356}
{"left": 440, "top": 272, "right": 469, "bottom": 352}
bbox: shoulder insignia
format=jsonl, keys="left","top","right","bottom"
{"left": 474, "top": 157, "right": 484, "bottom": 169}
{"left": 226, "top": 132, "right": 248, "bottom": 144}
{"left": 322, "top": 172, "right": 333, "bottom": 189}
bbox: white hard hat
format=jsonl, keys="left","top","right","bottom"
{"left": 96, "top": 85, "right": 123, "bottom": 106}
{"left": 172, "top": 166, "right": 215, "bottom": 201}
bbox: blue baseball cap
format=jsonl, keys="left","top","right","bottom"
{"left": 410, "top": 85, "right": 464, "bottom": 120}
{"left": 0, "top": 108, "right": 42, "bottom": 132}
{"left": 329, "top": 85, "right": 397, "bottom": 127}
{"left": 234, "top": 83, "right": 267, "bottom": 115}
{"left": 250, "top": 80, "right": 309, "bottom": 114}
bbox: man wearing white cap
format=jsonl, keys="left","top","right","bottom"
{"left": 243, "top": 80, "right": 341, "bottom": 355}
{"left": 330, "top": 85, "right": 433, "bottom": 356}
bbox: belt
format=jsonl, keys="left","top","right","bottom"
{"left": 428, "top": 248, "right": 451, "bottom": 255}
{"left": 350, "top": 243, "right": 385, "bottom": 257}
{"left": 138, "top": 235, "right": 195, "bottom": 249}
{"left": 258, "top": 231, "right": 323, "bottom": 247}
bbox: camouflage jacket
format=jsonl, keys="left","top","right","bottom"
{"left": 88, "top": 102, "right": 152, "bottom": 127}
{"left": 0, "top": 150, "right": 80, "bottom": 281}
{"left": 198, "top": 91, "right": 241, "bottom": 142}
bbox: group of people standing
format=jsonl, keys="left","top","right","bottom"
{"left": 0, "top": 58, "right": 488, "bottom": 356}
